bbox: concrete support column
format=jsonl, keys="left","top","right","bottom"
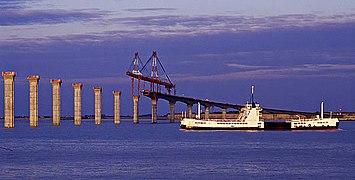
{"left": 169, "top": 101, "right": 175, "bottom": 123}
{"left": 132, "top": 95, "right": 140, "bottom": 124}
{"left": 151, "top": 98, "right": 157, "bottom": 124}
{"left": 222, "top": 108, "right": 227, "bottom": 119}
{"left": 28, "top": 75, "right": 40, "bottom": 127}
{"left": 204, "top": 106, "right": 210, "bottom": 120}
{"left": 2, "top": 72, "right": 16, "bottom": 128}
{"left": 50, "top": 79, "right": 62, "bottom": 126}
{"left": 113, "top": 91, "right": 121, "bottom": 124}
{"left": 73, "top": 83, "right": 83, "bottom": 126}
{"left": 187, "top": 104, "right": 193, "bottom": 118}
{"left": 94, "top": 87, "right": 102, "bottom": 125}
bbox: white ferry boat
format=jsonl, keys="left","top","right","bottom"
{"left": 180, "top": 87, "right": 339, "bottom": 130}
{"left": 180, "top": 101, "right": 264, "bottom": 130}
{"left": 289, "top": 102, "right": 339, "bottom": 130}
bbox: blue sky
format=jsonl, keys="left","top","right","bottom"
{"left": 1, "top": 0, "right": 355, "bottom": 116}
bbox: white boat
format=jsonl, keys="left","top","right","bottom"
{"left": 180, "top": 101, "right": 264, "bottom": 130}
{"left": 289, "top": 102, "right": 339, "bottom": 130}
{"left": 180, "top": 86, "right": 339, "bottom": 130}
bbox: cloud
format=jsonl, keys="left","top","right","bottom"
{"left": 226, "top": 64, "right": 272, "bottom": 69}
{"left": 172, "top": 63, "right": 355, "bottom": 82}
{"left": 122, "top": 8, "right": 177, "bottom": 13}
{"left": 304, "top": 64, "right": 355, "bottom": 70}
{"left": 2, "top": 9, "right": 355, "bottom": 43}
{"left": 0, "top": 0, "right": 34, "bottom": 10}
{"left": 104, "top": 13, "right": 355, "bottom": 37}
{"left": 0, "top": 8, "right": 106, "bottom": 26}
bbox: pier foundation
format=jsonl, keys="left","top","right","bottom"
{"left": 73, "top": 83, "right": 83, "bottom": 126}
{"left": 151, "top": 98, "right": 157, "bottom": 124}
{"left": 2, "top": 72, "right": 16, "bottom": 128}
{"left": 28, "top": 75, "right": 40, "bottom": 127}
{"left": 132, "top": 95, "right": 140, "bottom": 124}
{"left": 169, "top": 101, "right": 175, "bottom": 123}
{"left": 204, "top": 106, "right": 210, "bottom": 120}
{"left": 94, "top": 87, "right": 102, "bottom": 125}
{"left": 222, "top": 108, "right": 227, "bottom": 119}
{"left": 113, "top": 91, "right": 121, "bottom": 124}
{"left": 50, "top": 79, "right": 62, "bottom": 126}
{"left": 187, "top": 104, "right": 193, "bottom": 118}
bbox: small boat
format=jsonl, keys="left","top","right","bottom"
{"left": 180, "top": 86, "right": 339, "bottom": 130}
{"left": 289, "top": 102, "right": 339, "bottom": 130}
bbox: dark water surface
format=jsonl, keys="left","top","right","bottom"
{"left": 1, "top": 120, "right": 354, "bottom": 179}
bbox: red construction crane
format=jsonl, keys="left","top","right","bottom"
{"left": 126, "top": 51, "right": 176, "bottom": 96}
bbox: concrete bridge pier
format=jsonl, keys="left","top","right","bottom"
{"left": 187, "top": 104, "right": 193, "bottom": 118}
{"left": 2, "top": 72, "right": 16, "bottom": 128}
{"left": 73, "top": 83, "right": 83, "bottom": 126}
{"left": 132, "top": 95, "right": 140, "bottom": 124}
{"left": 204, "top": 106, "right": 210, "bottom": 120}
{"left": 94, "top": 87, "right": 102, "bottom": 125}
{"left": 222, "top": 108, "right": 227, "bottom": 119}
{"left": 113, "top": 91, "right": 121, "bottom": 124}
{"left": 50, "top": 79, "right": 62, "bottom": 126}
{"left": 169, "top": 101, "right": 175, "bottom": 123}
{"left": 151, "top": 98, "right": 157, "bottom": 124}
{"left": 28, "top": 75, "right": 40, "bottom": 127}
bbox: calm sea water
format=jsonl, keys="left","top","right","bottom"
{"left": 0, "top": 120, "right": 354, "bottom": 179}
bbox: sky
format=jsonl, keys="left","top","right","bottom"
{"left": 1, "top": 0, "right": 355, "bottom": 117}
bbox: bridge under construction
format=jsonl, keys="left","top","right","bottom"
{"left": 126, "top": 51, "right": 314, "bottom": 124}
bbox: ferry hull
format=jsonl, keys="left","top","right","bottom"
{"left": 180, "top": 125, "right": 263, "bottom": 130}
{"left": 290, "top": 122, "right": 339, "bottom": 130}
{"left": 180, "top": 122, "right": 339, "bottom": 131}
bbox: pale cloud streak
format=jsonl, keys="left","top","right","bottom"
{"left": 0, "top": 9, "right": 106, "bottom": 26}
{"left": 226, "top": 64, "right": 272, "bottom": 69}
{"left": 122, "top": 8, "right": 177, "bottom": 13}
{"left": 173, "top": 63, "right": 355, "bottom": 82}
{"left": 2, "top": 11, "right": 355, "bottom": 43}
{"left": 100, "top": 13, "right": 355, "bottom": 38}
